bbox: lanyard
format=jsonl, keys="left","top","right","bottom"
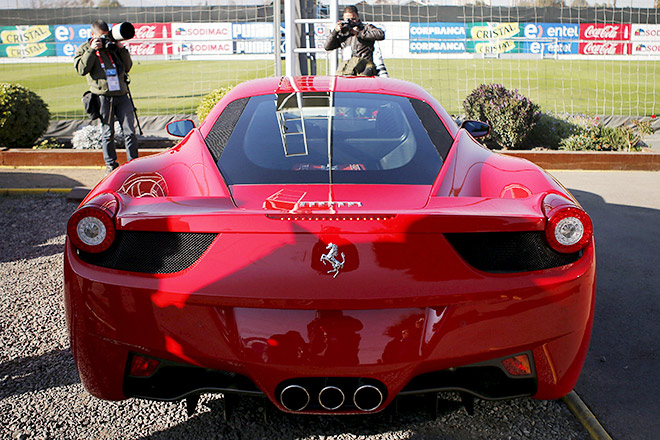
{"left": 95, "top": 50, "right": 117, "bottom": 70}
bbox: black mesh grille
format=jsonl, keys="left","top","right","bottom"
{"left": 445, "top": 231, "right": 581, "bottom": 273}
{"left": 205, "top": 97, "right": 249, "bottom": 162}
{"left": 78, "top": 231, "right": 217, "bottom": 274}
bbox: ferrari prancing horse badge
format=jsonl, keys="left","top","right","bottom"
{"left": 320, "top": 243, "right": 345, "bottom": 278}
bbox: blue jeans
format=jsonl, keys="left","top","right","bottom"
{"left": 99, "top": 94, "right": 138, "bottom": 168}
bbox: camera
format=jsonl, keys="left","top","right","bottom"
{"left": 340, "top": 18, "right": 363, "bottom": 34}
{"left": 98, "top": 34, "right": 115, "bottom": 49}
{"left": 92, "top": 22, "right": 136, "bottom": 50}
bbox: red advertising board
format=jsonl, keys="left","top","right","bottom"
{"left": 123, "top": 41, "right": 171, "bottom": 56}
{"left": 579, "top": 42, "right": 630, "bottom": 55}
{"left": 580, "top": 24, "right": 630, "bottom": 41}
{"left": 118, "top": 23, "right": 171, "bottom": 56}
{"left": 130, "top": 23, "right": 171, "bottom": 40}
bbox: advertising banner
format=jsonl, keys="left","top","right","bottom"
{"left": 172, "top": 22, "right": 232, "bottom": 41}
{"left": 232, "top": 23, "right": 277, "bottom": 54}
{"left": 632, "top": 42, "right": 660, "bottom": 54}
{"left": 53, "top": 24, "right": 91, "bottom": 56}
{"left": 466, "top": 23, "right": 521, "bottom": 54}
{"left": 579, "top": 41, "right": 630, "bottom": 55}
{"left": 521, "top": 23, "right": 579, "bottom": 54}
{"left": 580, "top": 24, "right": 631, "bottom": 41}
{"left": 522, "top": 41, "right": 579, "bottom": 55}
{"left": 0, "top": 25, "right": 54, "bottom": 44}
{"left": 409, "top": 40, "right": 466, "bottom": 54}
{"left": 1, "top": 42, "right": 56, "bottom": 58}
{"left": 409, "top": 22, "right": 466, "bottom": 40}
{"left": 467, "top": 39, "right": 521, "bottom": 54}
{"left": 123, "top": 23, "right": 172, "bottom": 56}
{"left": 123, "top": 42, "right": 170, "bottom": 56}
{"left": 632, "top": 24, "right": 660, "bottom": 41}
{"left": 233, "top": 22, "right": 275, "bottom": 40}
{"left": 131, "top": 23, "right": 171, "bottom": 40}
{"left": 0, "top": 25, "right": 56, "bottom": 58}
{"left": 523, "top": 23, "right": 579, "bottom": 40}
{"left": 468, "top": 22, "right": 521, "bottom": 40}
{"left": 174, "top": 41, "right": 233, "bottom": 55}
{"left": 234, "top": 39, "right": 275, "bottom": 54}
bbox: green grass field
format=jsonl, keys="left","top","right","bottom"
{"left": 1, "top": 58, "right": 658, "bottom": 118}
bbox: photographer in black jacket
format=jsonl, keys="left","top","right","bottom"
{"left": 325, "top": 6, "right": 385, "bottom": 76}
{"left": 74, "top": 20, "right": 137, "bottom": 174}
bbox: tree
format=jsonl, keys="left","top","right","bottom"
{"left": 97, "top": 0, "right": 122, "bottom": 6}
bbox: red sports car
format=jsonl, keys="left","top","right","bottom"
{"left": 64, "top": 76, "right": 595, "bottom": 416}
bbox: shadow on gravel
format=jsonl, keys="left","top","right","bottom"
{"left": 568, "top": 189, "right": 660, "bottom": 440}
{"left": 136, "top": 394, "right": 476, "bottom": 440}
{"left": 0, "top": 172, "right": 84, "bottom": 190}
{"left": 0, "top": 193, "right": 75, "bottom": 263}
{"left": 0, "top": 348, "right": 80, "bottom": 400}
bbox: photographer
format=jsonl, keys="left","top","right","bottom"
{"left": 74, "top": 20, "right": 137, "bottom": 174}
{"left": 325, "top": 6, "right": 385, "bottom": 77}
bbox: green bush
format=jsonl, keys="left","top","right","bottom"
{"left": 557, "top": 116, "right": 653, "bottom": 152}
{"left": 525, "top": 112, "right": 583, "bottom": 149}
{"left": 462, "top": 84, "right": 540, "bottom": 150}
{"left": 0, "top": 82, "right": 50, "bottom": 148}
{"left": 196, "top": 86, "right": 233, "bottom": 123}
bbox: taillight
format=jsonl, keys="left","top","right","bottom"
{"left": 501, "top": 354, "right": 532, "bottom": 376}
{"left": 543, "top": 194, "right": 593, "bottom": 254}
{"left": 129, "top": 354, "right": 160, "bottom": 377}
{"left": 67, "top": 193, "right": 118, "bottom": 253}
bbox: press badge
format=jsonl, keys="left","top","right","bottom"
{"left": 105, "top": 68, "right": 121, "bottom": 92}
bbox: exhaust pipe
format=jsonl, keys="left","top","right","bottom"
{"left": 318, "top": 386, "right": 345, "bottom": 411}
{"left": 280, "top": 384, "right": 310, "bottom": 412}
{"left": 353, "top": 385, "right": 383, "bottom": 412}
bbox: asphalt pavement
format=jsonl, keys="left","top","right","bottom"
{"left": 1, "top": 167, "right": 659, "bottom": 439}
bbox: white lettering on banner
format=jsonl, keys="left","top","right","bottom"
{"left": 410, "top": 41, "right": 465, "bottom": 51}
{"left": 584, "top": 25, "right": 619, "bottom": 39}
{"left": 63, "top": 43, "right": 76, "bottom": 56}
{"left": 173, "top": 23, "right": 232, "bottom": 41}
{"left": 410, "top": 26, "right": 465, "bottom": 36}
{"left": 127, "top": 43, "right": 157, "bottom": 56}
{"left": 233, "top": 23, "right": 272, "bottom": 39}
{"left": 54, "top": 26, "right": 70, "bottom": 41}
{"left": 235, "top": 40, "right": 273, "bottom": 54}
{"left": 524, "top": 24, "right": 540, "bottom": 38}
{"left": 583, "top": 42, "right": 619, "bottom": 55}
{"left": 547, "top": 26, "right": 578, "bottom": 38}
{"left": 135, "top": 26, "right": 157, "bottom": 39}
{"left": 179, "top": 42, "right": 232, "bottom": 54}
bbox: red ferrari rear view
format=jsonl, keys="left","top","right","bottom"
{"left": 64, "top": 76, "right": 595, "bottom": 415}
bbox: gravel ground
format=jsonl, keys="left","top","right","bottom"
{"left": 0, "top": 194, "right": 589, "bottom": 440}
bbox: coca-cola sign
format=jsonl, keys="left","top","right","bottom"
{"left": 580, "top": 24, "right": 630, "bottom": 41}
{"left": 124, "top": 23, "right": 171, "bottom": 40}
{"left": 123, "top": 42, "right": 171, "bottom": 56}
{"left": 579, "top": 42, "right": 630, "bottom": 55}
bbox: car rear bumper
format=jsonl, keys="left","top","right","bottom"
{"left": 64, "top": 240, "right": 595, "bottom": 413}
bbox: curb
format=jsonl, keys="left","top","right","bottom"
{"left": 0, "top": 188, "right": 71, "bottom": 195}
{"left": 0, "top": 187, "right": 90, "bottom": 202}
{"left": 2, "top": 148, "right": 660, "bottom": 170}
{"left": 562, "top": 391, "right": 613, "bottom": 440}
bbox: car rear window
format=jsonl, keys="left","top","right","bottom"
{"left": 210, "top": 92, "right": 452, "bottom": 185}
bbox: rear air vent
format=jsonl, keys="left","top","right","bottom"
{"left": 445, "top": 231, "right": 581, "bottom": 273}
{"left": 77, "top": 231, "right": 217, "bottom": 274}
